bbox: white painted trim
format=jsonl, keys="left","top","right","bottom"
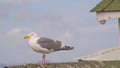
{"left": 97, "top": 12, "right": 120, "bottom": 22}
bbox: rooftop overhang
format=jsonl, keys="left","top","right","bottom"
{"left": 96, "top": 11, "right": 120, "bottom": 24}
{"left": 90, "top": 0, "right": 120, "bottom": 24}
{"left": 91, "top": 0, "right": 120, "bottom": 12}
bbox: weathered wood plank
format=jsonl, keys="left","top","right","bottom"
{"left": 5, "top": 61, "right": 120, "bottom": 68}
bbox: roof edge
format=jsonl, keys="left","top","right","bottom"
{"left": 90, "top": 0, "right": 113, "bottom": 12}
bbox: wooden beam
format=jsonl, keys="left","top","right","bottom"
{"left": 118, "top": 18, "right": 120, "bottom": 46}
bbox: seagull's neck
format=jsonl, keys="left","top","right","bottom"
{"left": 29, "top": 37, "right": 40, "bottom": 45}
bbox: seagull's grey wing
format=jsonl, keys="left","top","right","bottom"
{"left": 37, "top": 37, "right": 62, "bottom": 51}
{"left": 38, "top": 37, "right": 54, "bottom": 43}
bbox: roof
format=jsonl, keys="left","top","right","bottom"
{"left": 91, "top": 0, "right": 120, "bottom": 12}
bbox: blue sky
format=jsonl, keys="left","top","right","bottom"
{"left": 0, "top": 0, "right": 119, "bottom": 64}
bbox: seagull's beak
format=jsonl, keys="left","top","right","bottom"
{"left": 24, "top": 35, "right": 30, "bottom": 39}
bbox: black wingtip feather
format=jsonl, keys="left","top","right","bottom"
{"left": 63, "top": 46, "right": 74, "bottom": 50}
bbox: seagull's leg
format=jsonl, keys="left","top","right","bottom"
{"left": 42, "top": 53, "right": 46, "bottom": 64}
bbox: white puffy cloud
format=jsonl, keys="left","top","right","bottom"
{"left": 55, "top": 32, "right": 73, "bottom": 42}
{"left": 7, "top": 28, "right": 25, "bottom": 36}
{"left": 63, "top": 32, "right": 72, "bottom": 40}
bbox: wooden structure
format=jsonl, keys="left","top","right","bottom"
{"left": 79, "top": 0, "right": 120, "bottom": 61}
{"left": 91, "top": 0, "right": 120, "bottom": 45}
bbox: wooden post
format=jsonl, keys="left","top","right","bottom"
{"left": 118, "top": 18, "right": 120, "bottom": 46}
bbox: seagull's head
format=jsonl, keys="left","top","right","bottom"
{"left": 24, "top": 32, "right": 38, "bottom": 39}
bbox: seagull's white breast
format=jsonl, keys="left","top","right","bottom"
{"left": 29, "top": 37, "right": 50, "bottom": 54}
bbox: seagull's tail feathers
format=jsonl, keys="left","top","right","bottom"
{"left": 62, "top": 46, "right": 74, "bottom": 50}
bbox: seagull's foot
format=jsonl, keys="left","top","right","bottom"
{"left": 37, "top": 63, "right": 46, "bottom": 68}
{"left": 36, "top": 61, "right": 46, "bottom": 65}
{"left": 41, "top": 59, "right": 46, "bottom": 65}
{"left": 37, "top": 62, "right": 46, "bottom": 68}
{"left": 41, "top": 61, "right": 46, "bottom": 65}
{"left": 36, "top": 62, "right": 45, "bottom": 66}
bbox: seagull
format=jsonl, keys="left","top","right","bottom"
{"left": 24, "top": 32, "right": 74, "bottom": 65}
